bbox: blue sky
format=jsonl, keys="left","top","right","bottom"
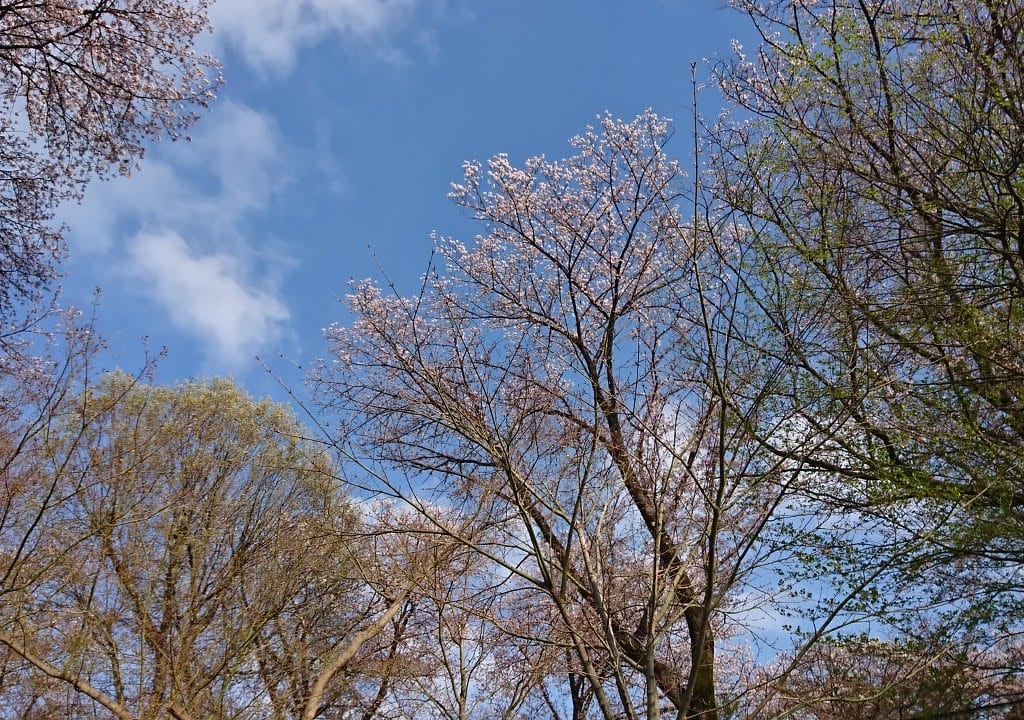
{"left": 61, "top": 0, "right": 754, "bottom": 399}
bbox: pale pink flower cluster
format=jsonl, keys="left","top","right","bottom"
{"left": 0, "top": 0, "right": 220, "bottom": 313}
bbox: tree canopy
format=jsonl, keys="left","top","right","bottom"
{"left": 3, "top": 1, "right": 1024, "bottom": 718}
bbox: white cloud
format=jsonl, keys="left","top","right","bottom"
{"left": 175, "top": 99, "right": 284, "bottom": 214}
{"left": 64, "top": 99, "right": 293, "bottom": 368}
{"left": 129, "top": 231, "right": 289, "bottom": 366}
{"left": 65, "top": 100, "right": 283, "bottom": 252}
{"left": 63, "top": 160, "right": 186, "bottom": 255}
{"left": 209, "top": 0, "right": 422, "bottom": 72}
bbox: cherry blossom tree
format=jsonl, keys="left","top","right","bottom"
{"left": 0, "top": 0, "right": 218, "bottom": 317}
{"left": 313, "top": 110, "right": 878, "bottom": 719}
{"left": 0, "top": 315, "right": 138, "bottom": 719}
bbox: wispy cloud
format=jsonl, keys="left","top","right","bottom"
{"left": 64, "top": 0, "right": 454, "bottom": 369}
{"left": 128, "top": 231, "right": 289, "bottom": 366}
{"left": 65, "top": 100, "right": 292, "bottom": 368}
{"left": 66, "top": 101, "right": 283, "bottom": 247}
{"left": 209, "top": 0, "right": 424, "bottom": 72}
